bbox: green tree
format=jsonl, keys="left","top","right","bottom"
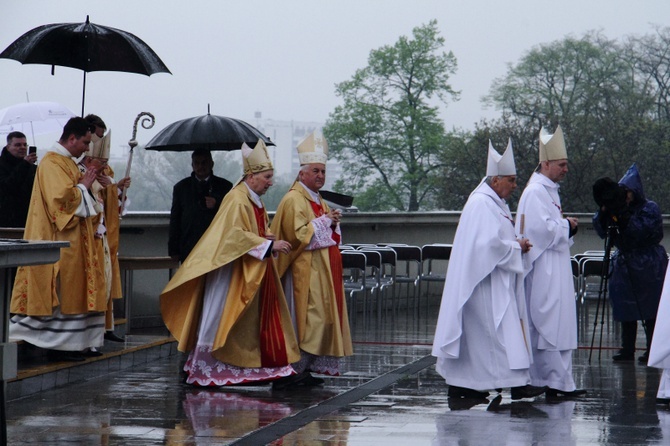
{"left": 623, "top": 27, "right": 670, "bottom": 211}
{"left": 484, "top": 32, "right": 654, "bottom": 211}
{"left": 324, "top": 20, "right": 459, "bottom": 211}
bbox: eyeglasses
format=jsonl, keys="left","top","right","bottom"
{"left": 91, "top": 157, "right": 108, "bottom": 165}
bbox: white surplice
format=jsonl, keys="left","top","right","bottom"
{"left": 649, "top": 266, "right": 670, "bottom": 398}
{"left": 432, "top": 181, "right": 532, "bottom": 390}
{"left": 515, "top": 172, "right": 577, "bottom": 392}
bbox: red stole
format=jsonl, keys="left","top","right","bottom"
{"left": 253, "top": 204, "right": 288, "bottom": 367}
{"left": 308, "top": 198, "right": 346, "bottom": 330}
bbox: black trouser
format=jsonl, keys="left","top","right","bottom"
{"left": 620, "top": 319, "right": 655, "bottom": 353}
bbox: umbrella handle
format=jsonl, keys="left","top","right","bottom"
{"left": 120, "top": 112, "right": 155, "bottom": 215}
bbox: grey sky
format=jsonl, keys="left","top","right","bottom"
{"left": 1, "top": 0, "right": 669, "bottom": 152}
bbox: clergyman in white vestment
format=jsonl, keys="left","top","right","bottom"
{"left": 515, "top": 126, "right": 586, "bottom": 398}
{"left": 432, "top": 139, "right": 547, "bottom": 401}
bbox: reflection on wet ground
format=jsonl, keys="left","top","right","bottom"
{"left": 5, "top": 300, "right": 670, "bottom": 445}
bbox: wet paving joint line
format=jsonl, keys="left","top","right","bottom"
{"left": 230, "top": 354, "right": 436, "bottom": 446}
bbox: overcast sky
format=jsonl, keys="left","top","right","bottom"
{"left": 1, "top": 0, "right": 669, "bottom": 151}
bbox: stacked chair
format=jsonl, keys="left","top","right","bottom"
{"left": 572, "top": 250, "right": 609, "bottom": 336}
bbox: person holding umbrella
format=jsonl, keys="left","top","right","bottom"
{"left": 0, "top": 131, "right": 37, "bottom": 228}
{"left": 168, "top": 149, "right": 233, "bottom": 263}
{"left": 160, "top": 139, "right": 300, "bottom": 386}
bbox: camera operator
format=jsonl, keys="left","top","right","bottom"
{"left": 592, "top": 163, "right": 668, "bottom": 364}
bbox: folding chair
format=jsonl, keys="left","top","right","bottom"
{"left": 420, "top": 244, "right": 452, "bottom": 295}
{"left": 571, "top": 257, "right": 580, "bottom": 301}
{"left": 387, "top": 245, "right": 422, "bottom": 313}
{"left": 580, "top": 256, "right": 609, "bottom": 336}
{"left": 356, "top": 249, "right": 382, "bottom": 325}
{"left": 581, "top": 257, "right": 606, "bottom": 301}
{"left": 359, "top": 247, "right": 397, "bottom": 322}
{"left": 341, "top": 251, "right": 367, "bottom": 325}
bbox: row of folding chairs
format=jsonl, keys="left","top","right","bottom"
{"left": 339, "top": 243, "right": 452, "bottom": 326}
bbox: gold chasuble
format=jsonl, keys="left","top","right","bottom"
{"left": 101, "top": 165, "right": 123, "bottom": 301}
{"left": 271, "top": 183, "right": 353, "bottom": 358}
{"left": 160, "top": 183, "right": 300, "bottom": 369}
{"left": 88, "top": 164, "right": 123, "bottom": 330}
{"left": 11, "top": 151, "right": 106, "bottom": 316}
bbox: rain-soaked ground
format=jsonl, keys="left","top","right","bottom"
{"left": 5, "top": 298, "right": 669, "bottom": 445}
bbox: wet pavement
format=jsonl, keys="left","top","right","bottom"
{"left": 5, "top": 300, "right": 670, "bottom": 445}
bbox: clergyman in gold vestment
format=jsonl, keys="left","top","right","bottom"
{"left": 9, "top": 117, "right": 108, "bottom": 362}
{"left": 160, "top": 140, "right": 300, "bottom": 386}
{"left": 271, "top": 130, "right": 353, "bottom": 385}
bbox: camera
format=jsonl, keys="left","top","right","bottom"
{"left": 593, "top": 177, "right": 626, "bottom": 216}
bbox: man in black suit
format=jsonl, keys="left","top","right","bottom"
{"left": 168, "top": 149, "right": 233, "bottom": 262}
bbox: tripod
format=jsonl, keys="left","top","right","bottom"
{"left": 588, "top": 224, "right": 617, "bottom": 363}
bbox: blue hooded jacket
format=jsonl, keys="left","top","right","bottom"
{"left": 593, "top": 163, "right": 668, "bottom": 321}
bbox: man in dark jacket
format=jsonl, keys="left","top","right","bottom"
{"left": 0, "top": 131, "right": 37, "bottom": 228}
{"left": 168, "top": 149, "right": 233, "bottom": 262}
{"left": 593, "top": 163, "right": 668, "bottom": 364}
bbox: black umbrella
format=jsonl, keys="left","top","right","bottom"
{"left": 0, "top": 15, "right": 171, "bottom": 115}
{"left": 144, "top": 111, "right": 274, "bottom": 152}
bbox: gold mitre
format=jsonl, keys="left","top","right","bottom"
{"left": 538, "top": 125, "right": 567, "bottom": 162}
{"left": 297, "top": 129, "right": 328, "bottom": 165}
{"left": 241, "top": 139, "right": 273, "bottom": 174}
{"left": 86, "top": 129, "right": 111, "bottom": 159}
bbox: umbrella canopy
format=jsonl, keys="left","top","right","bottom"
{"left": 0, "top": 101, "right": 75, "bottom": 142}
{"left": 0, "top": 16, "right": 171, "bottom": 115}
{"left": 144, "top": 113, "right": 275, "bottom": 152}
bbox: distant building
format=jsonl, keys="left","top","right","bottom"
{"left": 252, "top": 115, "right": 342, "bottom": 189}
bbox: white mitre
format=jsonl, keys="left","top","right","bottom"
{"left": 486, "top": 138, "right": 516, "bottom": 176}
{"left": 539, "top": 125, "right": 567, "bottom": 162}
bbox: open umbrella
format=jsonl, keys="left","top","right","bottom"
{"left": 144, "top": 111, "right": 274, "bottom": 152}
{"left": 0, "top": 16, "right": 171, "bottom": 115}
{"left": 0, "top": 101, "right": 75, "bottom": 142}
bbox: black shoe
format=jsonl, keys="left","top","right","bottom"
{"left": 486, "top": 394, "right": 503, "bottom": 411}
{"left": 272, "top": 373, "right": 302, "bottom": 390}
{"left": 46, "top": 350, "right": 86, "bottom": 362}
{"left": 656, "top": 398, "right": 670, "bottom": 405}
{"left": 545, "top": 388, "right": 587, "bottom": 398}
{"left": 613, "top": 350, "right": 634, "bottom": 361}
{"left": 448, "top": 385, "right": 490, "bottom": 399}
{"left": 81, "top": 349, "right": 103, "bottom": 357}
{"left": 638, "top": 351, "right": 649, "bottom": 364}
{"left": 301, "top": 373, "right": 325, "bottom": 387}
{"left": 104, "top": 332, "right": 125, "bottom": 343}
{"left": 448, "top": 396, "right": 488, "bottom": 411}
{"left": 511, "top": 385, "right": 548, "bottom": 400}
